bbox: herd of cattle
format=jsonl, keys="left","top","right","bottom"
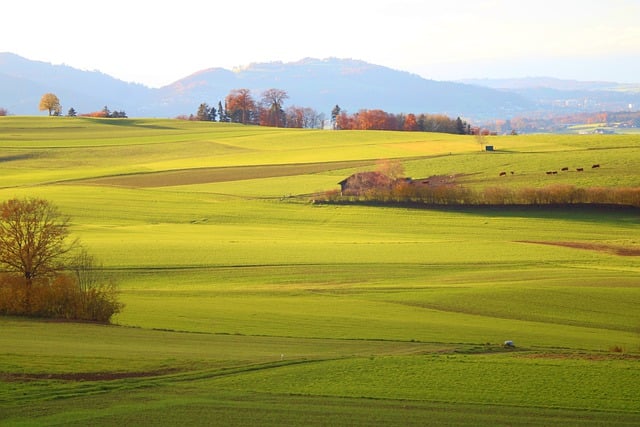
{"left": 500, "top": 164, "right": 600, "bottom": 177}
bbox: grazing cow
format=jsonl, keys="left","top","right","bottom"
{"left": 561, "top": 167, "right": 569, "bottom": 171}
{"left": 546, "top": 171, "right": 553, "bottom": 175}
{"left": 576, "top": 167, "right": 584, "bottom": 172}
{"left": 592, "top": 164, "right": 600, "bottom": 168}
{"left": 552, "top": 171, "right": 558, "bottom": 174}
{"left": 499, "top": 171, "right": 507, "bottom": 176}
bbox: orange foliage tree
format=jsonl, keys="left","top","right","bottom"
{"left": 226, "top": 88, "right": 256, "bottom": 124}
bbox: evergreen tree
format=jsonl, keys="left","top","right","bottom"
{"left": 217, "top": 101, "right": 227, "bottom": 122}
{"left": 331, "top": 105, "right": 341, "bottom": 129}
{"left": 196, "top": 103, "right": 211, "bottom": 121}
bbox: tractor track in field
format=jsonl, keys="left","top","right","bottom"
{"left": 64, "top": 159, "right": 381, "bottom": 188}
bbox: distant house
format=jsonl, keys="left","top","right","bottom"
{"left": 338, "top": 171, "right": 461, "bottom": 195}
{"left": 338, "top": 171, "right": 396, "bottom": 195}
{"left": 593, "top": 128, "right": 614, "bottom": 135}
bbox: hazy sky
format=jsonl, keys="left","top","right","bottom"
{"left": 2, "top": 0, "right": 639, "bottom": 87}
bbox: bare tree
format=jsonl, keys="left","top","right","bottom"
{"left": 0, "top": 198, "right": 77, "bottom": 287}
{"left": 69, "top": 248, "right": 123, "bottom": 322}
{"left": 260, "top": 88, "right": 288, "bottom": 127}
{"left": 475, "top": 131, "right": 487, "bottom": 151}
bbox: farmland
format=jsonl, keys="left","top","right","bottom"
{"left": 1, "top": 117, "right": 639, "bottom": 426}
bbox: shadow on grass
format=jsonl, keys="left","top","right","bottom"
{"left": 316, "top": 200, "right": 639, "bottom": 224}
{"left": 78, "top": 117, "right": 178, "bottom": 130}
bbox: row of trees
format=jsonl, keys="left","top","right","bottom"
{"left": 187, "top": 90, "right": 472, "bottom": 133}
{"left": 479, "top": 111, "right": 640, "bottom": 134}
{"left": 35, "top": 91, "right": 467, "bottom": 133}
{"left": 324, "top": 179, "right": 640, "bottom": 208}
{"left": 330, "top": 105, "right": 471, "bottom": 134}
{"left": 0, "top": 198, "right": 122, "bottom": 322}
{"left": 37, "top": 93, "right": 127, "bottom": 118}
{"left": 76, "top": 106, "right": 128, "bottom": 118}
{"left": 184, "top": 88, "right": 324, "bottom": 128}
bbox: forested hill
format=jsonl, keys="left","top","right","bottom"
{"left": 155, "top": 58, "right": 531, "bottom": 119}
{"left": 1, "top": 53, "right": 528, "bottom": 119}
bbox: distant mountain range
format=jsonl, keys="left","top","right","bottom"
{"left": 1, "top": 52, "right": 639, "bottom": 120}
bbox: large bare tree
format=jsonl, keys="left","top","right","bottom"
{"left": 0, "top": 198, "right": 76, "bottom": 286}
{"left": 260, "top": 88, "right": 288, "bottom": 127}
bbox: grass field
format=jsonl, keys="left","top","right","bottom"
{"left": 1, "top": 117, "right": 639, "bottom": 426}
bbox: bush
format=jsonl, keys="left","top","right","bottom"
{"left": 0, "top": 272, "right": 123, "bottom": 323}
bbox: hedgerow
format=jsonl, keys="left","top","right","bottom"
{"left": 321, "top": 182, "right": 640, "bottom": 208}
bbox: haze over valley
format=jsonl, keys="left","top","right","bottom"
{"left": 2, "top": 52, "right": 639, "bottom": 124}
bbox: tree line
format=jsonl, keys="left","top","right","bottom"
{"left": 323, "top": 182, "right": 640, "bottom": 208}
{"left": 184, "top": 89, "right": 472, "bottom": 134}
{"left": 30, "top": 91, "right": 472, "bottom": 133}
{"left": 330, "top": 105, "right": 471, "bottom": 134}
{"left": 481, "top": 111, "right": 640, "bottom": 134}
{"left": 321, "top": 164, "right": 640, "bottom": 208}
{"left": 182, "top": 88, "right": 324, "bottom": 129}
{"left": 36, "top": 93, "right": 128, "bottom": 118}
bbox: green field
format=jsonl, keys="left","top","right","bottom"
{"left": 1, "top": 117, "right": 639, "bottom": 426}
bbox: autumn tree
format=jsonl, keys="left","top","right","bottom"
{"left": 0, "top": 198, "right": 122, "bottom": 322}
{"left": 355, "top": 109, "right": 391, "bottom": 130}
{"left": 336, "top": 110, "right": 352, "bottom": 130}
{"left": 226, "top": 89, "right": 256, "bottom": 124}
{"left": 404, "top": 113, "right": 418, "bottom": 131}
{"left": 38, "top": 93, "right": 61, "bottom": 116}
{"left": 0, "top": 198, "right": 77, "bottom": 288}
{"left": 260, "top": 88, "right": 288, "bottom": 127}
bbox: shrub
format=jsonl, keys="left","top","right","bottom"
{"left": 0, "top": 272, "right": 122, "bottom": 323}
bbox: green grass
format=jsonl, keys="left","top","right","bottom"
{"left": 1, "top": 117, "right": 639, "bottom": 425}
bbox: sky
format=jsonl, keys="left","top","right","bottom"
{"left": 2, "top": 0, "right": 640, "bottom": 87}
